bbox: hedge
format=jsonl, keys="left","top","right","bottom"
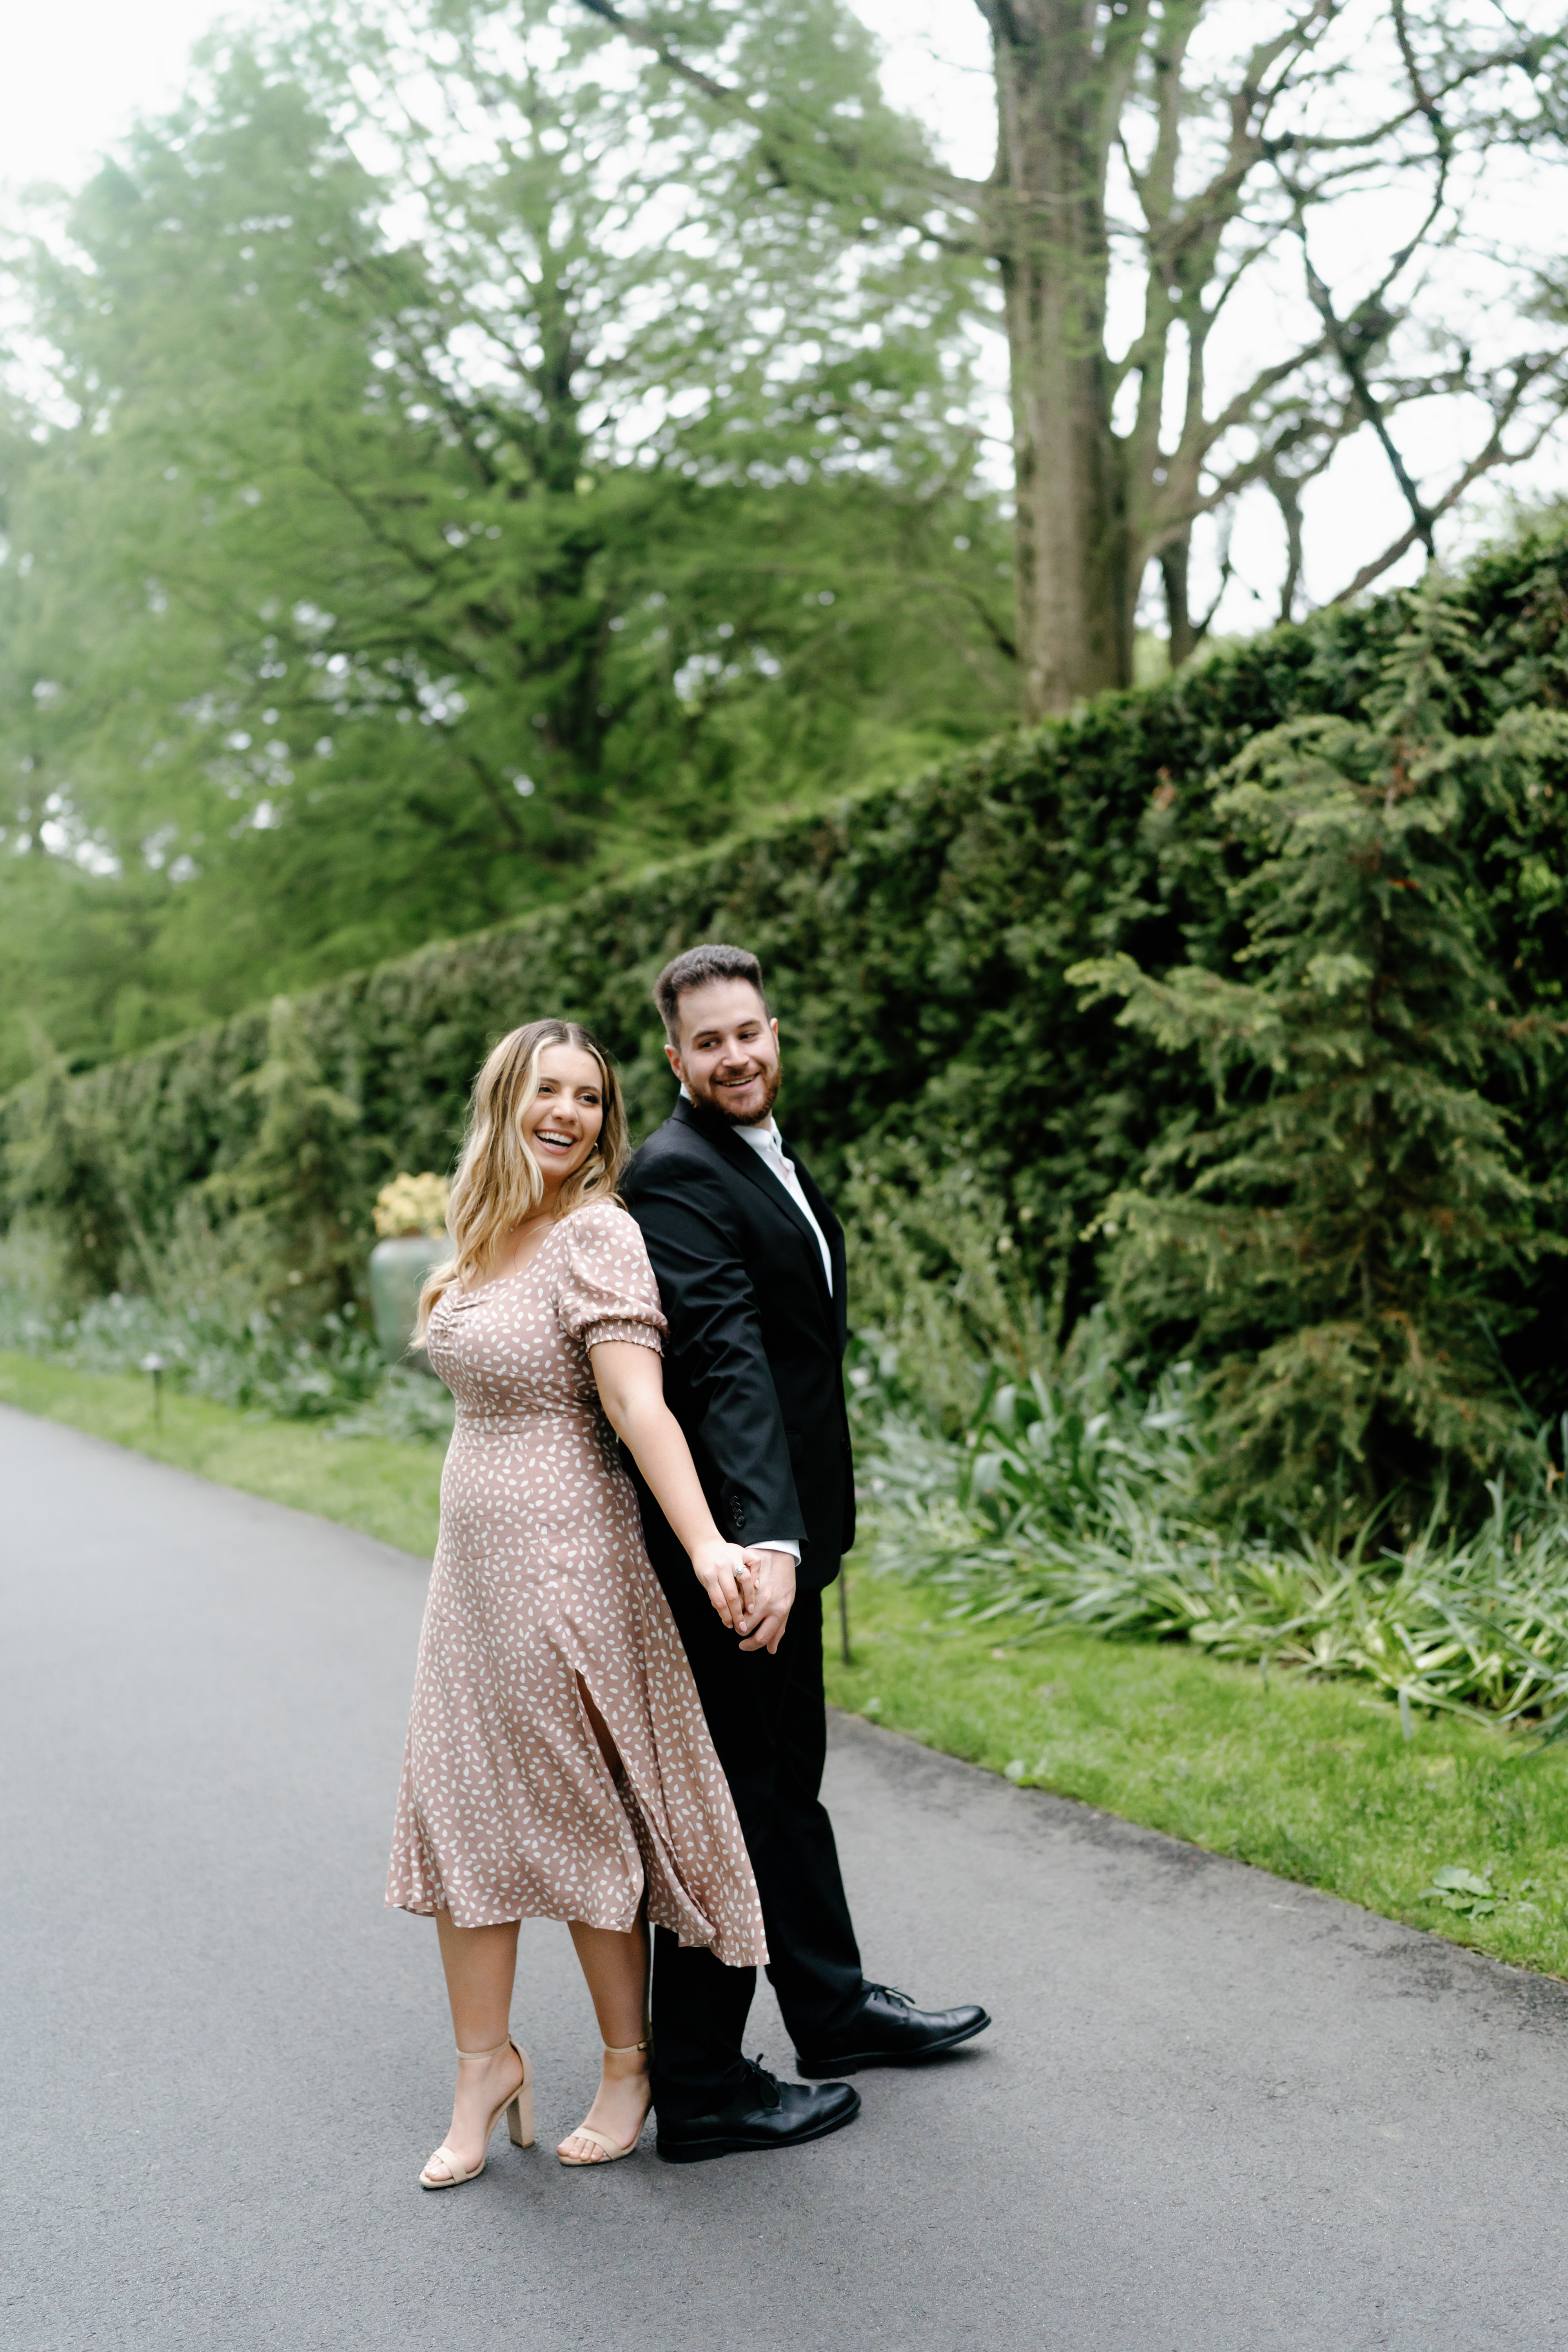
{"left": 5, "top": 526, "right": 1568, "bottom": 1396}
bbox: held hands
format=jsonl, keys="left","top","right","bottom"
{"left": 735, "top": 1546, "right": 795, "bottom": 1655}
{"left": 687, "top": 1539, "right": 797, "bottom": 1654}
{"left": 689, "top": 1537, "right": 753, "bottom": 1635}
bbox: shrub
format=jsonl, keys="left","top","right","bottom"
{"left": 0, "top": 1187, "right": 387, "bottom": 1421}
{"left": 4, "top": 529, "right": 1568, "bottom": 1426}
{"left": 1070, "top": 579, "right": 1568, "bottom": 1523}
{"left": 858, "top": 1313, "right": 1568, "bottom": 1736}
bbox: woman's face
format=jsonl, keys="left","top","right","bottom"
{"left": 520, "top": 1044, "right": 606, "bottom": 1190}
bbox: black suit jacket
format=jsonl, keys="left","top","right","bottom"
{"left": 622, "top": 1097, "right": 853, "bottom": 1590}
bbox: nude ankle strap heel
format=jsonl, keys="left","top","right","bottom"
{"left": 420, "top": 2038, "right": 534, "bottom": 2190}
{"left": 557, "top": 2037, "right": 652, "bottom": 2167}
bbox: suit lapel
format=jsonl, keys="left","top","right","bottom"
{"left": 672, "top": 1098, "right": 835, "bottom": 1310}
{"left": 785, "top": 1145, "right": 849, "bottom": 1350}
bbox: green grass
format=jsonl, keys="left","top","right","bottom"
{"left": 0, "top": 1349, "right": 442, "bottom": 1557}
{"left": 9, "top": 1347, "right": 1567, "bottom": 1977}
{"left": 824, "top": 1565, "right": 1568, "bottom": 1978}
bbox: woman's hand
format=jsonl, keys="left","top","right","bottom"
{"left": 689, "top": 1536, "right": 754, "bottom": 1633}
{"left": 736, "top": 1546, "right": 796, "bottom": 1655}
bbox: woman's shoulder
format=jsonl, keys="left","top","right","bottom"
{"left": 563, "top": 1192, "right": 637, "bottom": 1233}
{"left": 554, "top": 1193, "right": 664, "bottom": 1335}
{"left": 559, "top": 1195, "right": 646, "bottom": 1255}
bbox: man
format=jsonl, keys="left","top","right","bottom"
{"left": 622, "top": 942, "right": 990, "bottom": 2163}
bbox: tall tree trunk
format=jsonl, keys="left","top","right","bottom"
{"left": 989, "top": 3, "right": 1133, "bottom": 717}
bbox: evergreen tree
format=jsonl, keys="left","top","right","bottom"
{"left": 1069, "top": 578, "right": 1568, "bottom": 1529}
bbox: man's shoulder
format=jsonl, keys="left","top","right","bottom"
{"left": 632, "top": 1109, "right": 693, "bottom": 1156}
{"left": 626, "top": 1112, "right": 733, "bottom": 1199}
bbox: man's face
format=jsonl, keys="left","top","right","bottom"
{"left": 666, "top": 978, "right": 781, "bottom": 1127}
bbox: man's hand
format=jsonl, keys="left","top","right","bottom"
{"left": 737, "top": 1546, "right": 796, "bottom": 1655}
{"left": 689, "top": 1536, "right": 752, "bottom": 1633}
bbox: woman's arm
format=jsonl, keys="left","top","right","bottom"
{"left": 621, "top": 1163, "right": 806, "bottom": 1555}
{"left": 591, "top": 1339, "right": 786, "bottom": 1649}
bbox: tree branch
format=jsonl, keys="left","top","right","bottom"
{"left": 1295, "top": 229, "right": 1440, "bottom": 559}
{"left": 1329, "top": 365, "right": 1567, "bottom": 604}
{"left": 574, "top": 0, "right": 991, "bottom": 227}
{"left": 575, "top": 0, "right": 733, "bottom": 103}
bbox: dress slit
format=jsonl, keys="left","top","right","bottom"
{"left": 571, "top": 1653, "right": 736, "bottom": 1955}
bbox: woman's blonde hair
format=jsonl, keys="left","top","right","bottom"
{"left": 414, "top": 1018, "right": 628, "bottom": 1341}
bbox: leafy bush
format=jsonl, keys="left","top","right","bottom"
{"left": 843, "top": 1142, "right": 1065, "bottom": 1431}
{"left": 0, "top": 1281, "right": 385, "bottom": 1421}
{"left": 857, "top": 1305, "right": 1206, "bottom": 1588}
{"left": 203, "top": 996, "right": 365, "bottom": 1321}
{"left": 327, "top": 1368, "right": 455, "bottom": 1446}
{"left": 846, "top": 1139, "right": 1568, "bottom": 1729}
{"left": 859, "top": 1315, "right": 1568, "bottom": 1735}
{"left": 0, "top": 1202, "right": 413, "bottom": 1427}
{"left": 5, "top": 529, "right": 1566, "bottom": 1339}
{"left": 1071, "top": 579, "right": 1568, "bottom": 1521}
{"left": 5, "top": 529, "right": 1568, "bottom": 1502}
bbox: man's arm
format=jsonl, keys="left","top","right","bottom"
{"left": 625, "top": 1156, "right": 806, "bottom": 1551}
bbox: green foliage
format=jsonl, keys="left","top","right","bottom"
{"left": 5, "top": 526, "right": 1568, "bottom": 1455}
{"left": 0, "top": 1205, "right": 390, "bottom": 1422}
{"left": 1418, "top": 1864, "right": 1501, "bottom": 1916}
{"left": 204, "top": 998, "right": 364, "bottom": 1321}
{"left": 0, "top": 0, "right": 1008, "bottom": 1082}
{"left": 858, "top": 1318, "right": 1568, "bottom": 1737}
{"left": 843, "top": 1142, "right": 1065, "bottom": 1431}
{"left": 860, "top": 1309, "right": 1202, "bottom": 1573}
{"left": 1070, "top": 578, "right": 1568, "bottom": 1522}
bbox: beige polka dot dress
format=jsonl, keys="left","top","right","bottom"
{"left": 386, "top": 1199, "right": 767, "bottom": 1967}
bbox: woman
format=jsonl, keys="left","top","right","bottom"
{"left": 386, "top": 1018, "right": 767, "bottom": 2184}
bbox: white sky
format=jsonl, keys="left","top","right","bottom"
{"left": 1, "top": 0, "right": 234, "bottom": 193}
{"left": 1, "top": 0, "right": 995, "bottom": 194}
{"left": 0, "top": 4, "right": 1000, "bottom": 411}
{"left": 2, "top": 0, "right": 1564, "bottom": 637}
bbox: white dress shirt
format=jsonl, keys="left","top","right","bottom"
{"left": 733, "top": 1120, "right": 833, "bottom": 1295}
{"left": 680, "top": 1089, "right": 833, "bottom": 1562}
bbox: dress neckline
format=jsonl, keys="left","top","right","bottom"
{"left": 462, "top": 1217, "right": 570, "bottom": 1303}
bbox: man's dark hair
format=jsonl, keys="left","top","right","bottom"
{"left": 654, "top": 943, "right": 768, "bottom": 1042}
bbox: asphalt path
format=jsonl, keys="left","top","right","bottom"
{"left": 6, "top": 1406, "right": 1568, "bottom": 2350}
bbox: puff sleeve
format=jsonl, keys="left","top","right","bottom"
{"left": 555, "top": 1201, "right": 668, "bottom": 1356}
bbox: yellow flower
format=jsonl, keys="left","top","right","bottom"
{"left": 374, "top": 1172, "right": 450, "bottom": 1238}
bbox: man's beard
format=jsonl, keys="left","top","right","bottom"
{"left": 701, "top": 1058, "right": 782, "bottom": 1127}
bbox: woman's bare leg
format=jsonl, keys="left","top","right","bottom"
{"left": 561, "top": 1917, "right": 652, "bottom": 2160}
{"left": 569, "top": 1915, "right": 650, "bottom": 2045}
{"left": 430, "top": 1910, "right": 525, "bottom": 2174}
{"left": 560, "top": 1675, "right": 652, "bottom": 2159}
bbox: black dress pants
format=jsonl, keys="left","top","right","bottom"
{"left": 645, "top": 1549, "right": 866, "bottom": 2120}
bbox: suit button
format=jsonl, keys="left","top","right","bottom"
{"left": 730, "top": 1499, "right": 745, "bottom": 1530}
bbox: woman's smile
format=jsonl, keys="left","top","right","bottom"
{"left": 520, "top": 1047, "right": 605, "bottom": 1182}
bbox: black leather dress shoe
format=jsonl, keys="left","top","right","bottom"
{"left": 795, "top": 1984, "right": 992, "bottom": 2076}
{"left": 655, "top": 2058, "right": 860, "bottom": 2163}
